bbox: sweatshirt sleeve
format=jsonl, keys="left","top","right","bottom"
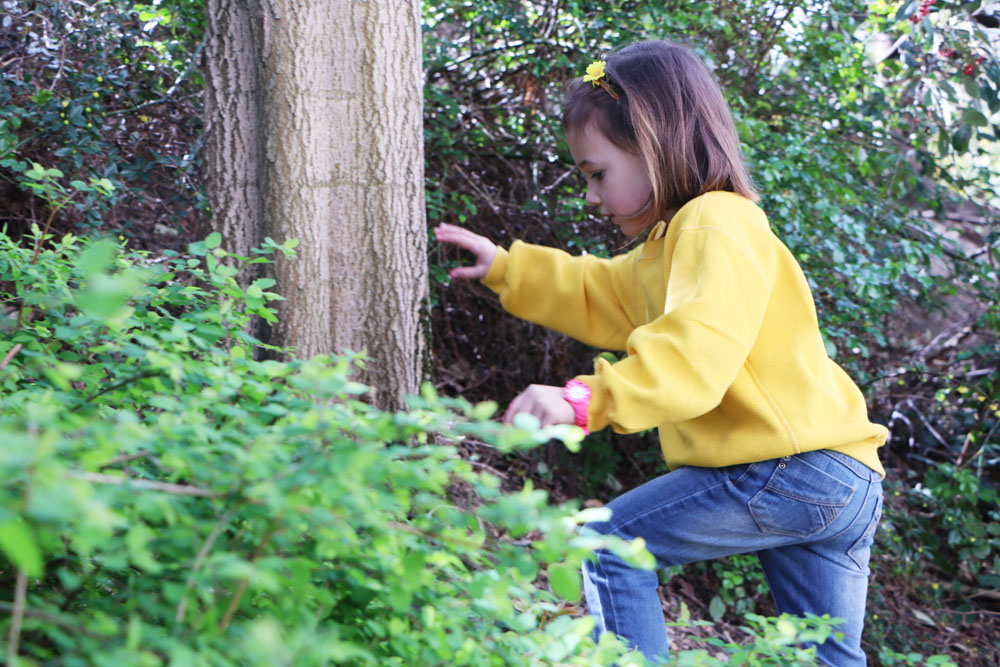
{"left": 481, "top": 240, "right": 638, "bottom": 351}
{"left": 577, "top": 224, "right": 776, "bottom": 433}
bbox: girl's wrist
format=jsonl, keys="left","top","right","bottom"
{"left": 563, "top": 379, "right": 592, "bottom": 435}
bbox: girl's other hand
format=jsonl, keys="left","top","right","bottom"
{"left": 504, "top": 384, "right": 575, "bottom": 428}
{"left": 433, "top": 223, "right": 498, "bottom": 280}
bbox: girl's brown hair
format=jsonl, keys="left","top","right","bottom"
{"left": 563, "top": 41, "right": 758, "bottom": 230}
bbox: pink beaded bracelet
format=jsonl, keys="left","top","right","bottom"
{"left": 563, "top": 379, "right": 592, "bottom": 435}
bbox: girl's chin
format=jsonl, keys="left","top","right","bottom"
{"left": 615, "top": 217, "right": 647, "bottom": 238}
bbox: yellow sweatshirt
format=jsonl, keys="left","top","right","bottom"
{"left": 482, "top": 191, "right": 886, "bottom": 476}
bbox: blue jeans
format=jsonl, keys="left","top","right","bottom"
{"left": 582, "top": 449, "right": 883, "bottom": 666}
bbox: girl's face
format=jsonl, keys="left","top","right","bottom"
{"left": 567, "top": 122, "right": 654, "bottom": 238}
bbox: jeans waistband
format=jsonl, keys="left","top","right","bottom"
{"left": 814, "top": 449, "right": 880, "bottom": 482}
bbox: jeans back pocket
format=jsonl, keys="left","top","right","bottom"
{"left": 748, "top": 456, "right": 855, "bottom": 538}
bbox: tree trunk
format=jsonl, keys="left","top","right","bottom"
{"left": 204, "top": 0, "right": 428, "bottom": 409}
{"left": 203, "top": 0, "right": 263, "bottom": 266}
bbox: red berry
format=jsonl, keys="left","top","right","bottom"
{"left": 976, "top": 55, "right": 986, "bottom": 64}
{"left": 963, "top": 63, "right": 975, "bottom": 75}
{"left": 910, "top": 14, "right": 920, "bottom": 22}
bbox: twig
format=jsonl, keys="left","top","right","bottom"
{"left": 958, "top": 420, "right": 1000, "bottom": 472}
{"left": 66, "top": 471, "right": 219, "bottom": 498}
{"left": 74, "top": 370, "right": 161, "bottom": 409}
{"left": 0, "top": 601, "right": 104, "bottom": 638}
{"left": 968, "top": 589, "right": 1000, "bottom": 602}
{"left": 955, "top": 433, "right": 973, "bottom": 467}
{"left": 467, "top": 459, "right": 509, "bottom": 479}
{"left": 175, "top": 505, "right": 241, "bottom": 626}
{"left": 965, "top": 235, "right": 1000, "bottom": 260}
{"left": 905, "top": 398, "right": 949, "bottom": 449}
{"left": 98, "top": 450, "right": 154, "bottom": 469}
{"left": 30, "top": 192, "right": 78, "bottom": 265}
{"left": 217, "top": 527, "right": 275, "bottom": 633}
{"left": 914, "top": 314, "right": 979, "bottom": 362}
{"left": 389, "top": 520, "right": 486, "bottom": 551}
{"left": 105, "top": 40, "right": 205, "bottom": 117}
{"left": 16, "top": 191, "right": 80, "bottom": 332}
{"left": 742, "top": 2, "right": 803, "bottom": 98}
{"left": 888, "top": 409, "right": 915, "bottom": 448}
{"left": 452, "top": 163, "right": 505, "bottom": 219}
{"left": 7, "top": 569, "right": 28, "bottom": 664}
{"left": 47, "top": 38, "right": 66, "bottom": 91}
{"left": 0, "top": 343, "right": 23, "bottom": 371}
{"left": 539, "top": 167, "right": 576, "bottom": 195}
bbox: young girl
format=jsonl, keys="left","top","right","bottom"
{"left": 434, "top": 40, "right": 885, "bottom": 666}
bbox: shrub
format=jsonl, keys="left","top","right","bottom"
{"left": 0, "top": 227, "right": 660, "bottom": 665}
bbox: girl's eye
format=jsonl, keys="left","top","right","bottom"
{"left": 591, "top": 171, "right": 604, "bottom": 181}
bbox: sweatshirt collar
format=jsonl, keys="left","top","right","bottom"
{"left": 646, "top": 220, "right": 668, "bottom": 241}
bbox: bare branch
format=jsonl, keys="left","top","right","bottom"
{"left": 6, "top": 569, "right": 28, "bottom": 664}
{"left": 0, "top": 343, "right": 23, "bottom": 371}
{"left": 66, "top": 471, "right": 219, "bottom": 498}
{"left": 175, "top": 506, "right": 241, "bottom": 625}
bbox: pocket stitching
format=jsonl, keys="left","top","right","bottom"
{"left": 847, "top": 493, "right": 883, "bottom": 571}
{"left": 747, "top": 459, "right": 856, "bottom": 538}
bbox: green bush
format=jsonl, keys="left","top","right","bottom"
{"left": 0, "top": 228, "right": 667, "bottom": 665}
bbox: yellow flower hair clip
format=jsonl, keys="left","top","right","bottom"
{"left": 583, "top": 61, "right": 607, "bottom": 83}
{"left": 582, "top": 60, "right": 620, "bottom": 101}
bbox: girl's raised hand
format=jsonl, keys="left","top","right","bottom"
{"left": 504, "top": 384, "right": 575, "bottom": 428}
{"left": 434, "top": 223, "right": 498, "bottom": 281}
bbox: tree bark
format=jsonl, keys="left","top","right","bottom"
{"left": 204, "top": 0, "right": 428, "bottom": 409}
{"left": 203, "top": 0, "right": 263, "bottom": 266}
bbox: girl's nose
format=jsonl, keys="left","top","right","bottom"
{"left": 585, "top": 186, "right": 601, "bottom": 207}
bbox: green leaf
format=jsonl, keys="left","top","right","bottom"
{"left": 0, "top": 518, "right": 43, "bottom": 576}
{"left": 963, "top": 76, "right": 980, "bottom": 99}
{"left": 961, "top": 109, "right": 988, "bottom": 127}
{"left": 678, "top": 601, "right": 691, "bottom": 625}
{"left": 32, "top": 89, "right": 54, "bottom": 105}
{"left": 708, "top": 595, "right": 726, "bottom": 622}
{"left": 548, "top": 562, "right": 581, "bottom": 602}
{"left": 75, "top": 239, "right": 117, "bottom": 279}
{"left": 952, "top": 125, "right": 972, "bottom": 153}
{"left": 205, "top": 232, "right": 222, "bottom": 249}
{"left": 472, "top": 400, "right": 497, "bottom": 421}
{"left": 252, "top": 278, "right": 276, "bottom": 290}
{"left": 894, "top": 0, "right": 918, "bottom": 21}
{"left": 245, "top": 283, "right": 265, "bottom": 310}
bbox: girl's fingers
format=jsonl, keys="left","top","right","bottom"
{"left": 505, "top": 391, "right": 532, "bottom": 425}
{"left": 435, "top": 224, "right": 497, "bottom": 281}
{"left": 449, "top": 265, "right": 487, "bottom": 280}
{"left": 503, "top": 395, "right": 522, "bottom": 424}
{"left": 435, "top": 225, "right": 488, "bottom": 253}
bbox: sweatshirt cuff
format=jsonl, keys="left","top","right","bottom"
{"left": 575, "top": 374, "right": 610, "bottom": 433}
{"left": 481, "top": 246, "right": 509, "bottom": 292}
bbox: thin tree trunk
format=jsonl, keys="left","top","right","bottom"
{"left": 204, "top": 0, "right": 263, "bottom": 266}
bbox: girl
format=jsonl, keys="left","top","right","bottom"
{"left": 434, "top": 40, "right": 885, "bottom": 666}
